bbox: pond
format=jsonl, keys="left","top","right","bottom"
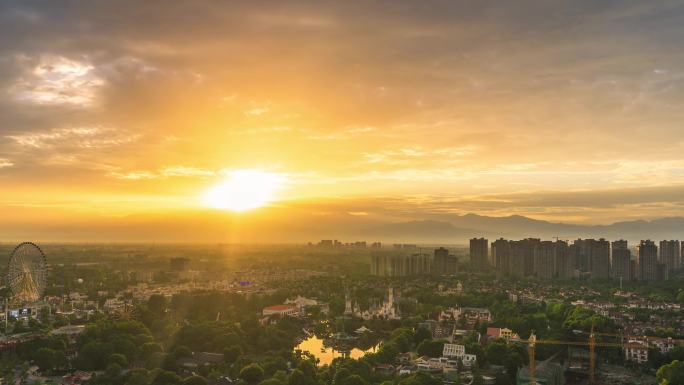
{"left": 294, "top": 335, "right": 378, "bottom": 366}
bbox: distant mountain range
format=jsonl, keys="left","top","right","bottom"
{"left": 6, "top": 207, "right": 684, "bottom": 243}
{"left": 364, "top": 214, "right": 684, "bottom": 243}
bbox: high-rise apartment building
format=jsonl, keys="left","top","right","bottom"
{"left": 553, "top": 240, "right": 572, "bottom": 278}
{"left": 370, "top": 254, "right": 432, "bottom": 277}
{"left": 530, "top": 240, "right": 571, "bottom": 279}
{"left": 590, "top": 239, "right": 611, "bottom": 279}
{"left": 572, "top": 239, "right": 610, "bottom": 279}
{"left": 509, "top": 240, "right": 526, "bottom": 277}
{"left": 169, "top": 257, "right": 190, "bottom": 271}
{"left": 659, "top": 240, "right": 680, "bottom": 271}
{"left": 469, "top": 238, "right": 489, "bottom": 271}
{"left": 491, "top": 238, "right": 511, "bottom": 275}
{"left": 611, "top": 240, "right": 631, "bottom": 281}
{"left": 637, "top": 240, "right": 658, "bottom": 281}
{"left": 572, "top": 239, "right": 591, "bottom": 272}
{"left": 657, "top": 263, "right": 669, "bottom": 281}
{"left": 534, "top": 241, "right": 557, "bottom": 279}
{"left": 433, "top": 247, "right": 458, "bottom": 275}
{"left": 567, "top": 243, "right": 581, "bottom": 275}
{"left": 509, "top": 238, "right": 539, "bottom": 277}
{"left": 486, "top": 236, "right": 674, "bottom": 281}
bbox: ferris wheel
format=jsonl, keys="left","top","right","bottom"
{"left": 7, "top": 242, "right": 47, "bottom": 304}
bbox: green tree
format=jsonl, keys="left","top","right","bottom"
{"left": 273, "top": 370, "right": 288, "bottom": 383}
{"left": 145, "top": 352, "right": 166, "bottom": 370}
{"left": 240, "top": 363, "right": 264, "bottom": 384}
{"left": 148, "top": 295, "right": 168, "bottom": 315}
{"left": 376, "top": 342, "right": 400, "bottom": 363}
{"left": 112, "top": 337, "right": 138, "bottom": 361}
{"left": 472, "top": 367, "right": 484, "bottom": 385}
{"left": 289, "top": 369, "right": 313, "bottom": 385}
{"left": 670, "top": 345, "right": 684, "bottom": 362}
{"left": 503, "top": 350, "right": 525, "bottom": 383}
{"left": 398, "top": 372, "right": 441, "bottom": 385}
{"left": 110, "top": 353, "right": 129, "bottom": 368}
{"left": 416, "top": 340, "right": 444, "bottom": 358}
{"left": 494, "top": 372, "right": 512, "bottom": 385}
{"left": 142, "top": 342, "right": 163, "bottom": 356}
{"left": 297, "top": 359, "right": 317, "bottom": 379}
{"left": 152, "top": 370, "right": 181, "bottom": 385}
{"left": 414, "top": 327, "right": 432, "bottom": 345}
{"left": 53, "top": 350, "right": 67, "bottom": 371}
{"left": 390, "top": 329, "right": 414, "bottom": 352}
{"left": 34, "top": 348, "right": 57, "bottom": 372}
{"left": 339, "top": 359, "right": 372, "bottom": 381}
{"left": 183, "top": 375, "right": 208, "bottom": 385}
{"left": 657, "top": 360, "right": 684, "bottom": 385}
{"left": 676, "top": 291, "right": 684, "bottom": 304}
{"left": 19, "top": 362, "right": 28, "bottom": 383}
{"left": 259, "top": 379, "right": 285, "bottom": 385}
{"left": 125, "top": 368, "right": 150, "bottom": 385}
{"left": 224, "top": 345, "right": 243, "bottom": 363}
{"left": 173, "top": 346, "right": 192, "bottom": 359}
{"left": 338, "top": 374, "right": 368, "bottom": 385}
{"left": 263, "top": 356, "right": 288, "bottom": 376}
{"left": 106, "top": 363, "right": 123, "bottom": 378}
{"left": 486, "top": 342, "right": 508, "bottom": 365}
{"left": 466, "top": 343, "right": 487, "bottom": 367}
{"left": 333, "top": 368, "right": 351, "bottom": 385}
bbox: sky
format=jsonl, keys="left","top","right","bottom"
{"left": 1, "top": 1, "right": 684, "bottom": 241}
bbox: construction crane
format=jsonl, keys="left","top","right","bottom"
{"left": 572, "top": 328, "right": 625, "bottom": 338}
{"left": 524, "top": 325, "right": 625, "bottom": 385}
{"left": 574, "top": 329, "right": 670, "bottom": 344}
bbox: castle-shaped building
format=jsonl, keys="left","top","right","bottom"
{"left": 345, "top": 287, "right": 400, "bottom": 320}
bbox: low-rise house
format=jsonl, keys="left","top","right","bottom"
{"left": 103, "top": 298, "right": 126, "bottom": 312}
{"left": 397, "top": 352, "right": 412, "bottom": 364}
{"left": 441, "top": 343, "right": 477, "bottom": 368}
{"left": 375, "top": 364, "right": 395, "bottom": 375}
{"left": 452, "top": 329, "right": 481, "bottom": 343}
{"left": 624, "top": 340, "right": 649, "bottom": 363}
{"left": 462, "top": 354, "right": 477, "bottom": 368}
{"left": 418, "top": 320, "right": 438, "bottom": 335}
{"left": 443, "top": 343, "right": 465, "bottom": 358}
{"left": 646, "top": 336, "right": 683, "bottom": 354}
{"left": 397, "top": 365, "right": 415, "bottom": 375}
{"left": 486, "top": 327, "right": 520, "bottom": 341}
{"left": 262, "top": 305, "right": 298, "bottom": 317}
{"left": 63, "top": 371, "right": 93, "bottom": 384}
{"left": 414, "top": 356, "right": 432, "bottom": 371}
{"left": 284, "top": 296, "right": 329, "bottom": 316}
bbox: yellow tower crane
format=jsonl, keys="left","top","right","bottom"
{"left": 526, "top": 326, "right": 626, "bottom": 385}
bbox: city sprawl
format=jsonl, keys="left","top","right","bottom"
{"left": 0, "top": 240, "right": 681, "bottom": 385}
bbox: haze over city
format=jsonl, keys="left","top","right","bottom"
{"left": 2, "top": 3, "right": 684, "bottom": 385}
{"left": 2, "top": 1, "right": 684, "bottom": 242}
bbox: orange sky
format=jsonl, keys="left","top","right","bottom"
{"left": 1, "top": 2, "right": 684, "bottom": 241}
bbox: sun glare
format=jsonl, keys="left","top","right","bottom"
{"left": 202, "top": 169, "right": 284, "bottom": 212}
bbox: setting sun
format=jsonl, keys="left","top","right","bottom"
{"left": 201, "top": 169, "right": 284, "bottom": 212}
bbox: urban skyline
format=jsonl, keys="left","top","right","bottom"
{"left": 364, "top": 235, "right": 684, "bottom": 281}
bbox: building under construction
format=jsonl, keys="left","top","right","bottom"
{"left": 566, "top": 347, "right": 591, "bottom": 380}
{"left": 517, "top": 358, "right": 565, "bottom": 385}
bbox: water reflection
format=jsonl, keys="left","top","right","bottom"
{"left": 295, "top": 335, "right": 378, "bottom": 366}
